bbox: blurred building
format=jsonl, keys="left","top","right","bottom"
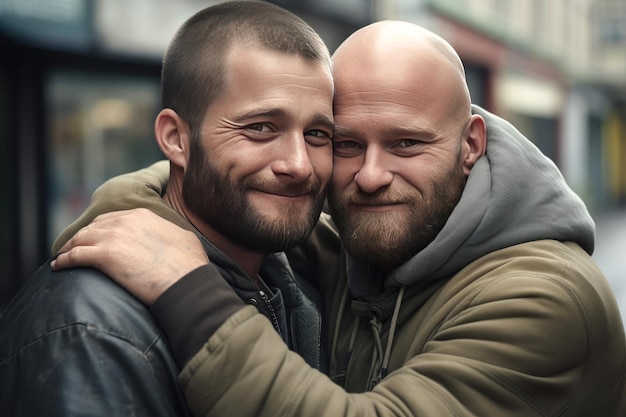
{"left": 1, "top": 0, "right": 624, "bottom": 309}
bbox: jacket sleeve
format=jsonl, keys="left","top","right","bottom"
{"left": 1, "top": 323, "right": 188, "bottom": 417}
{"left": 179, "top": 309, "right": 374, "bottom": 417}
{"left": 0, "top": 266, "right": 191, "bottom": 417}
{"left": 51, "top": 160, "right": 176, "bottom": 254}
{"left": 151, "top": 264, "right": 246, "bottom": 368}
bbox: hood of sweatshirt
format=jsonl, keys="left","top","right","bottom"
{"left": 346, "top": 105, "right": 595, "bottom": 296}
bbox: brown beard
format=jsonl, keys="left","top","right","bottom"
{"left": 328, "top": 153, "right": 466, "bottom": 272}
{"left": 183, "top": 136, "right": 326, "bottom": 253}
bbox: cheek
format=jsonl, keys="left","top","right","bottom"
{"left": 309, "top": 146, "right": 333, "bottom": 183}
{"left": 331, "top": 157, "right": 360, "bottom": 189}
{"left": 231, "top": 141, "right": 278, "bottom": 172}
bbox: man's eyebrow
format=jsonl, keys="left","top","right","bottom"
{"left": 386, "top": 126, "right": 438, "bottom": 140}
{"left": 231, "top": 108, "right": 287, "bottom": 122}
{"left": 333, "top": 125, "right": 438, "bottom": 140}
{"left": 333, "top": 125, "right": 353, "bottom": 138}
{"left": 310, "top": 114, "right": 335, "bottom": 133}
{"left": 232, "top": 108, "right": 334, "bottom": 132}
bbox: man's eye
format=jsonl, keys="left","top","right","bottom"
{"left": 391, "top": 139, "right": 426, "bottom": 156}
{"left": 247, "top": 123, "right": 270, "bottom": 132}
{"left": 333, "top": 140, "right": 363, "bottom": 157}
{"left": 396, "top": 139, "right": 419, "bottom": 148}
{"left": 334, "top": 140, "right": 361, "bottom": 149}
{"left": 305, "top": 130, "right": 333, "bottom": 146}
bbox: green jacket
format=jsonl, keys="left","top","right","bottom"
{"left": 180, "top": 221, "right": 625, "bottom": 416}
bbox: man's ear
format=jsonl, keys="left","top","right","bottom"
{"left": 154, "top": 108, "right": 191, "bottom": 170}
{"left": 461, "top": 114, "right": 487, "bottom": 176}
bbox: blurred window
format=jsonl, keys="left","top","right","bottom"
{"left": 599, "top": 16, "right": 626, "bottom": 44}
{"left": 465, "top": 64, "right": 489, "bottom": 108}
{"left": 46, "top": 70, "right": 161, "bottom": 246}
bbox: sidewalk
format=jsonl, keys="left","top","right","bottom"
{"left": 591, "top": 208, "right": 626, "bottom": 325}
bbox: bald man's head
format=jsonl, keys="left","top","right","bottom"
{"left": 332, "top": 21, "right": 471, "bottom": 126}
{"left": 327, "top": 22, "right": 486, "bottom": 270}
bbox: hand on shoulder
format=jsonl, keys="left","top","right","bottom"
{"left": 51, "top": 208, "right": 209, "bottom": 305}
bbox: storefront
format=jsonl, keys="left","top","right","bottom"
{"left": 0, "top": 0, "right": 166, "bottom": 308}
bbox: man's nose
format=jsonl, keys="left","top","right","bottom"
{"left": 272, "top": 135, "right": 313, "bottom": 181}
{"left": 354, "top": 148, "right": 393, "bottom": 193}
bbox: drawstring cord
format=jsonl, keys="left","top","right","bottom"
{"left": 369, "top": 285, "right": 406, "bottom": 389}
{"left": 330, "top": 285, "right": 348, "bottom": 368}
{"left": 344, "top": 315, "right": 361, "bottom": 385}
{"left": 367, "top": 314, "right": 383, "bottom": 388}
{"left": 333, "top": 284, "right": 407, "bottom": 390}
{"left": 330, "top": 284, "right": 348, "bottom": 374}
{"left": 331, "top": 284, "right": 363, "bottom": 388}
{"left": 380, "top": 285, "right": 405, "bottom": 379}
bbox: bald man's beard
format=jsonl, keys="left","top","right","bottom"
{"left": 328, "top": 157, "right": 466, "bottom": 272}
{"left": 183, "top": 141, "right": 326, "bottom": 254}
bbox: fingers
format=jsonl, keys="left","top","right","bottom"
{"left": 56, "top": 224, "right": 103, "bottom": 256}
{"left": 56, "top": 208, "right": 150, "bottom": 252}
{"left": 51, "top": 223, "right": 116, "bottom": 271}
{"left": 51, "top": 246, "right": 104, "bottom": 271}
{"left": 48, "top": 207, "right": 208, "bottom": 306}
{"left": 52, "top": 212, "right": 130, "bottom": 270}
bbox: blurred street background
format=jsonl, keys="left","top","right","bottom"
{"left": 594, "top": 208, "right": 626, "bottom": 324}
{"left": 1, "top": 0, "right": 625, "bottom": 320}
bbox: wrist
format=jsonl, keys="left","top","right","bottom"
{"left": 150, "top": 264, "right": 245, "bottom": 367}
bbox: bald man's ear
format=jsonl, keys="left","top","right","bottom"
{"left": 154, "top": 108, "right": 191, "bottom": 170}
{"left": 461, "top": 114, "right": 487, "bottom": 176}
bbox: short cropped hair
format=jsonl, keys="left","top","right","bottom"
{"left": 162, "top": 0, "right": 331, "bottom": 134}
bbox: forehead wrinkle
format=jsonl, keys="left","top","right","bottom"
{"left": 333, "top": 22, "right": 471, "bottom": 119}
{"left": 335, "top": 86, "right": 432, "bottom": 107}
{"left": 224, "top": 45, "right": 333, "bottom": 92}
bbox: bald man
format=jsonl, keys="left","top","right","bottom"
{"left": 53, "top": 21, "right": 626, "bottom": 416}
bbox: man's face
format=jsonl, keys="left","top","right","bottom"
{"left": 328, "top": 59, "right": 468, "bottom": 272}
{"left": 183, "top": 45, "right": 334, "bottom": 253}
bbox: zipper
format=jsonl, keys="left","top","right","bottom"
{"left": 258, "top": 290, "right": 281, "bottom": 337}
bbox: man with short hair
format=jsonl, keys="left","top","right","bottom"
{"left": 0, "top": 2, "right": 334, "bottom": 415}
